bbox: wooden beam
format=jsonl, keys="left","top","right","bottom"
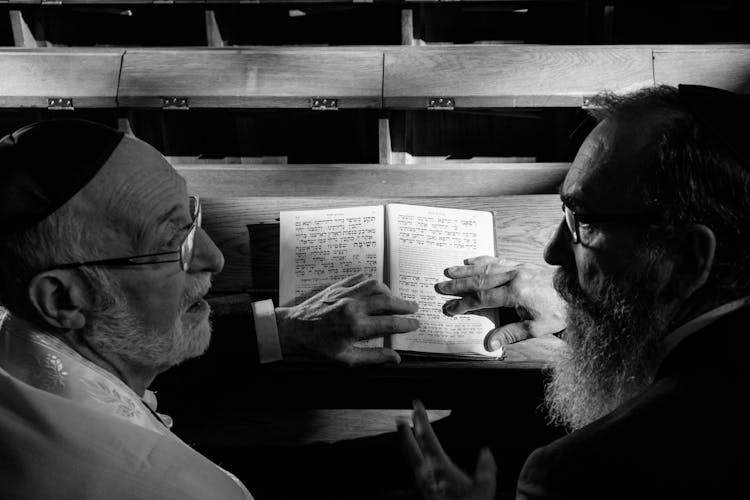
{"left": 205, "top": 9, "right": 225, "bottom": 48}
{"left": 378, "top": 118, "right": 393, "bottom": 164}
{"left": 117, "top": 117, "right": 135, "bottom": 137}
{"left": 9, "top": 10, "right": 37, "bottom": 48}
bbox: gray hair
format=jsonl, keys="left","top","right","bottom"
{"left": 0, "top": 200, "right": 115, "bottom": 322}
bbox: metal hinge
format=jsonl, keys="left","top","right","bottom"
{"left": 47, "top": 98, "right": 74, "bottom": 110}
{"left": 311, "top": 97, "right": 338, "bottom": 111}
{"left": 427, "top": 97, "right": 455, "bottom": 110}
{"left": 581, "top": 96, "right": 600, "bottom": 109}
{"left": 161, "top": 97, "right": 189, "bottom": 110}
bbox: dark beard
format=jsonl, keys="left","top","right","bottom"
{"left": 545, "top": 254, "right": 674, "bottom": 431}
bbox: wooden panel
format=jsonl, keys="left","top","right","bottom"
{"left": 178, "top": 163, "right": 569, "bottom": 197}
{"left": 0, "top": 49, "right": 123, "bottom": 108}
{"left": 384, "top": 45, "right": 654, "bottom": 108}
{"left": 201, "top": 195, "right": 560, "bottom": 293}
{"left": 118, "top": 48, "right": 383, "bottom": 109}
{"left": 653, "top": 46, "right": 750, "bottom": 94}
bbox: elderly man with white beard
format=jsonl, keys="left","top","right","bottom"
{"left": 0, "top": 119, "right": 420, "bottom": 499}
{"left": 399, "top": 84, "right": 750, "bottom": 500}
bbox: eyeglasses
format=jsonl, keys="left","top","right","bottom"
{"left": 53, "top": 196, "right": 202, "bottom": 272}
{"left": 562, "top": 203, "right": 663, "bottom": 247}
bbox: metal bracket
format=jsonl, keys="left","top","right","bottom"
{"left": 581, "top": 96, "right": 600, "bottom": 109}
{"left": 161, "top": 97, "right": 189, "bottom": 110}
{"left": 47, "top": 98, "right": 74, "bottom": 111}
{"left": 427, "top": 97, "right": 455, "bottom": 110}
{"left": 311, "top": 97, "right": 338, "bottom": 111}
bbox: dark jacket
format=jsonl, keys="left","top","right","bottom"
{"left": 516, "top": 305, "right": 750, "bottom": 499}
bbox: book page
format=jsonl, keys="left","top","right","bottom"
{"left": 387, "top": 204, "right": 496, "bottom": 356}
{"left": 280, "top": 205, "right": 385, "bottom": 307}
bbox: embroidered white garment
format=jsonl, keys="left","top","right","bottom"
{"left": 1, "top": 319, "right": 170, "bottom": 433}
{"left": 0, "top": 314, "right": 253, "bottom": 500}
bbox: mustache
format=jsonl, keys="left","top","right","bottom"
{"left": 182, "top": 273, "right": 213, "bottom": 307}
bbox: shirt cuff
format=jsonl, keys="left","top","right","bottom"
{"left": 251, "top": 299, "right": 283, "bottom": 363}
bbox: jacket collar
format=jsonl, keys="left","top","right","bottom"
{"left": 656, "top": 298, "right": 750, "bottom": 380}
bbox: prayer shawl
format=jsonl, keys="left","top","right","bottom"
{"left": 0, "top": 313, "right": 252, "bottom": 500}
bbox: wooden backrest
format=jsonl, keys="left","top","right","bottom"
{"left": 2, "top": 45, "right": 749, "bottom": 109}
{"left": 0, "top": 49, "right": 123, "bottom": 108}
{"left": 179, "top": 164, "right": 566, "bottom": 293}
{"left": 653, "top": 45, "right": 750, "bottom": 93}
{"left": 384, "top": 45, "right": 655, "bottom": 108}
{"left": 118, "top": 48, "right": 384, "bottom": 109}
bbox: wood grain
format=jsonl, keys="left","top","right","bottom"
{"left": 178, "top": 163, "right": 569, "bottom": 197}
{"left": 0, "top": 49, "right": 123, "bottom": 108}
{"left": 653, "top": 46, "right": 750, "bottom": 93}
{"left": 180, "top": 409, "right": 451, "bottom": 447}
{"left": 200, "top": 195, "right": 561, "bottom": 292}
{"left": 384, "top": 45, "right": 654, "bottom": 108}
{"left": 118, "top": 48, "right": 383, "bottom": 108}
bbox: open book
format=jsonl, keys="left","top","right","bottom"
{"left": 279, "top": 204, "right": 502, "bottom": 359}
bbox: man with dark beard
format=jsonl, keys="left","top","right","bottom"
{"left": 399, "top": 84, "right": 750, "bottom": 499}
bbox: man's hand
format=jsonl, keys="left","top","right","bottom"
{"left": 275, "top": 274, "right": 420, "bottom": 367}
{"left": 434, "top": 256, "right": 566, "bottom": 349}
{"left": 398, "top": 400, "right": 496, "bottom": 500}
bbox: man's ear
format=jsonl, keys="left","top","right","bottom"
{"left": 672, "top": 224, "right": 716, "bottom": 300}
{"left": 27, "top": 270, "right": 90, "bottom": 330}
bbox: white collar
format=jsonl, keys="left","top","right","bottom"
{"left": 663, "top": 295, "right": 750, "bottom": 358}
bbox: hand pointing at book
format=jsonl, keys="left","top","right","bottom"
{"left": 275, "top": 273, "right": 420, "bottom": 366}
{"left": 434, "top": 256, "right": 566, "bottom": 348}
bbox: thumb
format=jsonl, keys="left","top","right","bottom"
{"left": 474, "top": 447, "right": 497, "bottom": 493}
{"left": 484, "top": 322, "right": 532, "bottom": 350}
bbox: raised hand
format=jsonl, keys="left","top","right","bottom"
{"left": 275, "top": 273, "right": 420, "bottom": 366}
{"left": 434, "top": 256, "right": 566, "bottom": 349}
{"left": 398, "top": 400, "right": 497, "bottom": 500}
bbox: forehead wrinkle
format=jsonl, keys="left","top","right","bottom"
{"left": 102, "top": 169, "right": 186, "bottom": 253}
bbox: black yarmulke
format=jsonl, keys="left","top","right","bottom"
{"left": 0, "top": 119, "right": 124, "bottom": 235}
{"left": 678, "top": 84, "right": 750, "bottom": 169}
